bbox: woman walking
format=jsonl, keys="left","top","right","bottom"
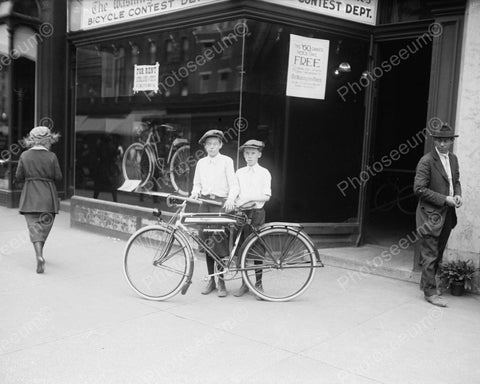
{"left": 15, "top": 126, "right": 62, "bottom": 273}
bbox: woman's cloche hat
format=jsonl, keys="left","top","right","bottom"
{"left": 29, "top": 126, "right": 53, "bottom": 140}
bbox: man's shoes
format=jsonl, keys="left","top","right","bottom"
{"left": 201, "top": 279, "right": 216, "bottom": 295}
{"left": 234, "top": 283, "right": 249, "bottom": 297}
{"left": 425, "top": 294, "right": 447, "bottom": 307}
{"left": 217, "top": 280, "right": 227, "bottom": 298}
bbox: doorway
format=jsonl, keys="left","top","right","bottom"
{"left": 366, "top": 38, "right": 432, "bottom": 247}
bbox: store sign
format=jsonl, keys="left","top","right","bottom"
{"left": 133, "top": 63, "right": 160, "bottom": 93}
{"left": 259, "top": 0, "right": 377, "bottom": 25}
{"left": 286, "top": 34, "right": 329, "bottom": 100}
{"left": 69, "top": 0, "right": 226, "bottom": 31}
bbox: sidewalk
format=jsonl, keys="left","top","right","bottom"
{"left": 1, "top": 206, "right": 479, "bottom": 384}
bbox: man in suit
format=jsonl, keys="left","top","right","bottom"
{"left": 414, "top": 123, "right": 462, "bottom": 307}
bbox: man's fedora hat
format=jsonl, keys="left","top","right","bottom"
{"left": 198, "top": 129, "right": 224, "bottom": 145}
{"left": 430, "top": 123, "right": 458, "bottom": 138}
{"left": 239, "top": 139, "right": 265, "bottom": 151}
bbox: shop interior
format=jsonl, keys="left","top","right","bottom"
{"left": 366, "top": 38, "right": 432, "bottom": 248}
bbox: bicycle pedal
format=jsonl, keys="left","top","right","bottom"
{"left": 181, "top": 280, "right": 192, "bottom": 295}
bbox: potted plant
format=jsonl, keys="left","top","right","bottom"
{"left": 439, "top": 259, "right": 479, "bottom": 296}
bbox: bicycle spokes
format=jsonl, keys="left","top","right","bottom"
{"left": 240, "top": 229, "right": 316, "bottom": 301}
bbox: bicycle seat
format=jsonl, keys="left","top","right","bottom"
{"left": 161, "top": 124, "right": 176, "bottom": 132}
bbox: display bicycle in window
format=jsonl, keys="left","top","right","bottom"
{"left": 122, "top": 119, "right": 191, "bottom": 196}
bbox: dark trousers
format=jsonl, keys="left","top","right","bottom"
{"left": 198, "top": 196, "right": 228, "bottom": 278}
{"left": 242, "top": 209, "right": 265, "bottom": 284}
{"left": 420, "top": 207, "right": 454, "bottom": 297}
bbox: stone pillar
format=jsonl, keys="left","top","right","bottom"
{"left": 447, "top": 0, "right": 480, "bottom": 267}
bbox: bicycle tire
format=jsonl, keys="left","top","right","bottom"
{"left": 169, "top": 145, "right": 191, "bottom": 196}
{"left": 123, "top": 224, "right": 193, "bottom": 301}
{"left": 122, "top": 143, "right": 155, "bottom": 188}
{"left": 373, "top": 183, "right": 397, "bottom": 212}
{"left": 398, "top": 185, "right": 416, "bottom": 215}
{"left": 239, "top": 227, "right": 316, "bottom": 302}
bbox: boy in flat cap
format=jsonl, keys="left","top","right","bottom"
{"left": 234, "top": 140, "right": 272, "bottom": 298}
{"left": 191, "top": 129, "right": 239, "bottom": 297}
{"left": 414, "top": 123, "right": 462, "bottom": 307}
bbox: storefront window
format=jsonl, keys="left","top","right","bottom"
{"left": 242, "top": 20, "right": 368, "bottom": 222}
{"left": 74, "top": 19, "right": 245, "bottom": 205}
{"left": 74, "top": 16, "right": 368, "bottom": 223}
{"left": 0, "top": 61, "right": 9, "bottom": 189}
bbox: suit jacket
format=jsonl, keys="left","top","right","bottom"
{"left": 414, "top": 149, "right": 461, "bottom": 237}
{"left": 15, "top": 148, "right": 62, "bottom": 213}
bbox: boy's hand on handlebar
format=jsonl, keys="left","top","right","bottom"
{"left": 224, "top": 199, "right": 235, "bottom": 212}
{"left": 190, "top": 192, "right": 199, "bottom": 200}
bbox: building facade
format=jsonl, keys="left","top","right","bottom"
{"left": 0, "top": 0, "right": 478, "bottom": 269}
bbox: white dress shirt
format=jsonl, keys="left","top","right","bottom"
{"left": 435, "top": 147, "right": 454, "bottom": 196}
{"left": 235, "top": 163, "right": 271, "bottom": 209}
{"left": 191, "top": 153, "right": 239, "bottom": 200}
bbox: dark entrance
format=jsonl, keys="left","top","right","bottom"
{"left": 366, "top": 38, "right": 432, "bottom": 247}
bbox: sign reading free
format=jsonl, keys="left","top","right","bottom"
{"left": 69, "top": 0, "right": 228, "bottom": 31}
{"left": 259, "top": 0, "right": 377, "bottom": 25}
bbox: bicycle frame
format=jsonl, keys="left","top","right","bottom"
{"left": 158, "top": 199, "right": 252, "bottom": 278}
{"left": 157, "top": 195, "right": 323, "bottom": 281}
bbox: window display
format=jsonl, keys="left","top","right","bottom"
{"left": 74, "top": 18, "right": 368, "bottom": 223}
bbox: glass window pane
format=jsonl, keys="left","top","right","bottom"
{"left": 242, "top": 20, "right": 368, "bottom": 223}
{"left": 74, "top": 20, "right": 245, "bottom": 206}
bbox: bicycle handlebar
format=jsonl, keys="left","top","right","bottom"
{"left": 166, "top": 194, "right": 223, "bottom": 207}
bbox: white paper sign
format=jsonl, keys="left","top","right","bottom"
{"left": 132, "top": 63, "right": 160, "bottom": 93}
{"left": 259, "top": 0, "right": 377, "bottom": 25}
{"left": 286, "top": 35, "right": 329, "bottom": 100}
{"left": 70, "top": 0, "right": 228, "bottom": 31}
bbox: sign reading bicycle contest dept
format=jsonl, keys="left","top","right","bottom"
{"left": 259, "top": 0, "right": 377, "bottom": 25}
{"left": 71, "top": 0, "right": 227, "bottom": 31}
{"left": 133, "top": 63, "right": 160, "bottom": 93}
{"left": 287, "top": 35, "right": 329, "bottom": 100}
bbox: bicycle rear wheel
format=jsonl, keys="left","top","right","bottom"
{"left": 169, "top": 145, "right": 191, "bottom": 196}
{"left": 123, "top": 225, "right": 192, "bottom": 301}
{"left": 122, "top": 143, "right": 154, "bottom": 188}
{"left": 239, "top": 227, "right": 316, "bottom": 302}
{"left": 398, "top": 185, "right": 416, "bottom": 215}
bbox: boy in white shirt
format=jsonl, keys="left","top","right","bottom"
{"left": 191, "top": 129, "right": 239, "bottom": 297}
{"left": 234, "top": 140, "right": 272, "bottom": 298}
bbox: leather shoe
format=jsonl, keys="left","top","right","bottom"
{"left": 217, "top": 280, "right": 227, "bottom": 297}
{"left": 201, "top": 279, "right": 216, "bottom": 295}
{"left": 425, "top": 294, "right": 447, "bottom": 307}
{"left": 234, "top": 283, "right": 249, "bottom": 297}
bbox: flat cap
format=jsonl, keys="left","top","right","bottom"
{"left": 198, "top": 129, "right": 224, "bottom": 145}
{"left": 239, "top": 139, "right": 265, "bottom": 151}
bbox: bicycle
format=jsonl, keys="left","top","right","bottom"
{"left": 123, "top": 194, "right": 323, "bottom": 302}
{"left": 122, "top": 122, "right": 191, "bottom": 196}
{"left": 372, "top": 169, "right": 416, "bottom": 215}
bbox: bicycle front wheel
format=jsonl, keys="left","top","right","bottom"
{"left": 122, "top": 143, "right": 154, "bottom": 188}
{"left": 123, "top": 225, "right": 193, "bottom": 301}
{"left": 169, "top": 145, "right": 191, "bottom": 196}
{"left": 240, "top": 227, "right": 316, "bottom": 302}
